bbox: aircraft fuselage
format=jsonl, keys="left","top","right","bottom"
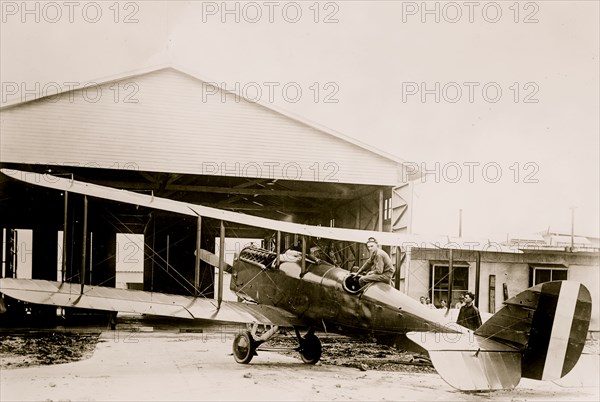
{"left": 230, "top": 250, "right": 457, "bottom": 337}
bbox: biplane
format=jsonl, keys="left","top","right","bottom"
{"left": 0, "top": 169, "right": 592, "bottom": 391}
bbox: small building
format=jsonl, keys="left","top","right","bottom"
{"left": 539, "top": 227, "right": 599, "bottom": 250}
{"left": 402, "top": 235, "right": 599, "bottom": 332}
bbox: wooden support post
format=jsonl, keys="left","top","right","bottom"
{"left": 4, "top": 228, "right": 15, "bottom": 278}
{"left": 80, "top": 195, "right": 88, "bottom": 294}
{"left": 404, "top": 245, "right": 410, "bottom": 294}
{"left": 62, "top": 191, "right": 68, "bottom": 282}
{"left": 150, "top": 219, "right": 156, "bottom": 291}
{"left": 378, "top": 190, "right": 384, "bottom": 232}
{"left": 394, "top": 246, "right": 401, "bottom": 290}
{"left": 194, "top": 215, "right": 202, "bottom": 297}
{"left": 88, "top": 232, "right": 93, "bottom": 284}
{"left": 218, "top": 220, "right": 225, "bottom": 308}
{"left": 489, "top": 275, "right": 496, "bottom": 314}
{"left": 13, "top": 230, "right": 18, "bottom": 278}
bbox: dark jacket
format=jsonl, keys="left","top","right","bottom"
{"left": 457, "top": 304, "right": 482, "bottom": 331}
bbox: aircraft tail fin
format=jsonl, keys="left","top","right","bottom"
{"left": 407, "top": 280, "right": 592, "bottom": 391}
{"left": 476, "top": 280, "right": 592, "bottom": 381}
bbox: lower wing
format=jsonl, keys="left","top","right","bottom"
{"left": 0, "top": 278, "right": 304, "bottom": 327}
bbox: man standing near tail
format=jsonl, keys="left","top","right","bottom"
{"left": 457, "top": 291, "right": 482, "bottom": 331}
{"left": 355, "top": 237, "right": 395, "bottom": 287}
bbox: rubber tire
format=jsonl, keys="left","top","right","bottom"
{"left": 299, "top": 333, "right": 322, "bottom": 364}
{"left": 232, "top": 331, "right": 255, "bottom": 364}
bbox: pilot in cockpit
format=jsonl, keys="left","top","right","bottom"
{"left": 353, "top": 237, "right": 394, "bottom": 287}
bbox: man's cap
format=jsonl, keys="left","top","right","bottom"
{"left": 366, "top": 237, "right": 378, "bottom": 245}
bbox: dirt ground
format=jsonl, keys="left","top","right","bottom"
{"left": 0, "top": 318, "right": 598, "bottom": 401}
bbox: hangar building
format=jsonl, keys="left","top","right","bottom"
{"left": 0, "top": 65, "right": 417, "bottom": 297}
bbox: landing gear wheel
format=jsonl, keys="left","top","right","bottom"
{"left": 232, "top": 331, "right": 256, "bottom": 364}
{"left": 299, "top": 333, "right": 322, "bottom": 364}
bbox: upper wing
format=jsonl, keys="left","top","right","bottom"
{"left": 0, "top": 278, "right": 305, "bottom": 327}
{"left": 0, "top": 169, "right": 435, "bottom": 247}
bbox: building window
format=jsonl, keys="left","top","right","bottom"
{"left": 531, "top": 266, "right": 568, "bottom": 286}
{"left": 383, "top": 197, "right": 392, "bottom": 220}
{"left": 430, "top": 263, "right": 470, "bottom": 308}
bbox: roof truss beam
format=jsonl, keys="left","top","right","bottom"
{"left": 165, "top": 184, "right": 356, "bottom": 199}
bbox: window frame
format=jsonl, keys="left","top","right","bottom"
{"left": 430, "top": 262, "right": 470, "bottom": 308}
{"left": 531, "top": 265, "right": 568, "bottom": 286}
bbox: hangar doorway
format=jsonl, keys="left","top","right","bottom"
{"left": 116, "top": 233, "right": 144, "bottom": 290}
{"left": 1, "top": 228, "right": 32, "bottom": 280}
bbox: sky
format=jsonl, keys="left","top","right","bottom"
{"left": 1, "top": 0, "right": 598, "bottom": 238}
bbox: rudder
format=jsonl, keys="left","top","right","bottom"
{"left": 476, "top": 280, "right": 592, "bottom": 381}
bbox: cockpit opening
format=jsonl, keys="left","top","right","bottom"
{"left": 342, "top": 274, "right": 363, "bottom": 294}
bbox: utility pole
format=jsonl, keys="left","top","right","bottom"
{"left": 570, "top": 207, "right": 576, "bottom": 250}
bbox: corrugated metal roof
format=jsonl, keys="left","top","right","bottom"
{"left": 0, "top": 64, "right": 417, "bottom": 186}
{"left": 550, "top": 235, "right": 591, "bottom": 245}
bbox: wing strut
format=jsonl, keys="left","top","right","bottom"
{"left": 194, "top": 215, "right": 202, "bottom": 297}
{"left": 300, "top": 235, "right": 307, "bottom": 277}
{"left": 61, "top": 191, "right": 68, "bottom": 283}
{"left": 475, "top": 251, "right": 481, "bottom": 307}
{"left": 276, "top": 231, "right": 281, "bottom": 267}
{"left": 218, "top": 220, "right": 225, "bottom": 308}
{"left": 80, "top": 195, "right": 88, "bottom": 295}
{"left": 447, "top": 248, "right": 454, "bottom": 310}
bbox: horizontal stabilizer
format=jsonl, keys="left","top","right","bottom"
{"left": 0, "top": 278, "right": 304, "bottom": 327}
{"left": 407, "top": 331, "right": 521, "bottom": 391}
